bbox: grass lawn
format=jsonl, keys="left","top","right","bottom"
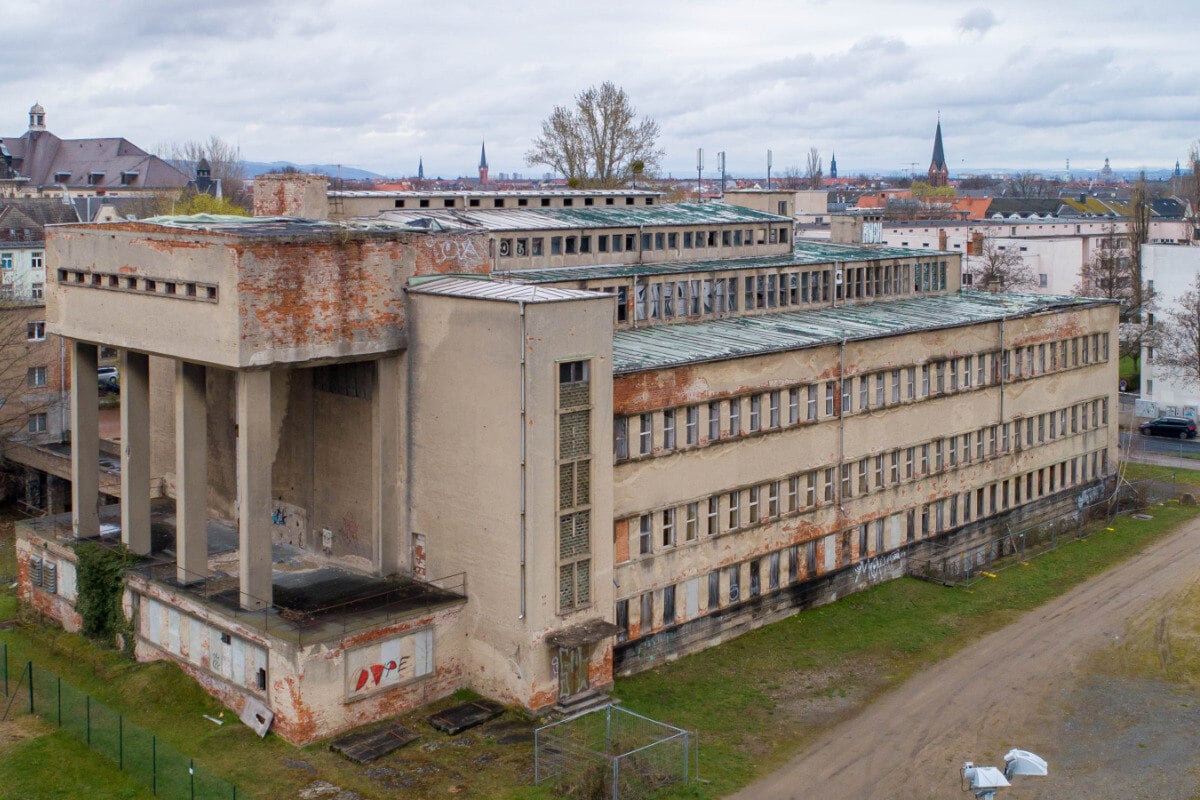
{"left": 1, "top": 462, "right": 1198, "bottom": 799}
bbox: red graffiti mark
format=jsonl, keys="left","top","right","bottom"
{"left": 354, "top": 657, "right": 409, "bottom": 693}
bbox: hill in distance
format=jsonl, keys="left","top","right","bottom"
{"left": 242, "top": 161, "right": 388, "bottom": 181}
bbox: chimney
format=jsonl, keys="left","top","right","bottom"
{"left": 252, "top": 173, "right": 330, "bottom": 219}
{"left": 938, "top": 228, "right": 948, "bottom": 251}
{"left": 967, "top": 231, "right": 984, "bottom": 255}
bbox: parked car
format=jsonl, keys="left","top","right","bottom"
{"left": 1139, "top": 416, "right": 1197, "bottom": 439}
{"left": 98, "top": 366, "right": 119, "bottom": 390}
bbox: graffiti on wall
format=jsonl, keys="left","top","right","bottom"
{"left": 344, "top": 628, "right": 434, "bottom": 700}
{"left": 270, "top": 501, "right": 306, "bottom": 547}
{"left": 852, "top": 551, "right": 904, "bottom": 588}
{"left": 422, "top": 235, "right": 487, "bottom": 271}
{"left": 1077, "top": 484, "right": 1104, "bottom": 509}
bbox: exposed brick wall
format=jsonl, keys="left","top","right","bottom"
{"left": 252, "top": 174, "right": 329, "bottom": 219}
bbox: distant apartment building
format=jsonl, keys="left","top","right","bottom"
{"left": 19, "top": 174, "right": 1118, "bottom": 745}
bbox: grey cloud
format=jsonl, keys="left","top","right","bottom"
{"left": 956, "top": 8, "right": 997, "bottom": 38}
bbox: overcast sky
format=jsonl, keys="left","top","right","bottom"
{"left": 5, "top": 1, "right": 1199, "bottom": 179}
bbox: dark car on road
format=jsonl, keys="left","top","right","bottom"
{"left": 1140, "top": 416, "right": 1197, "bottom": 439}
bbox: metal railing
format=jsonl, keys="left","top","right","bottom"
{"left": 128, "top": 560, "right": 466, "bottom": 647}
{"left": 1, "top": 644, "right": 248, "bottom": 799}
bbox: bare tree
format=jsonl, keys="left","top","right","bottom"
{"left": 805, "top": 148, "right": 823, "bottom": 190}
{"left": 1004, "top": 171, "right": 1054, "bottom": 198}
{"left": 158, "top": 135, "right": 249, "bottom": 208}
{"left": 1183, "top": 142, "right": 1200, "bottom": 232}
{"left": 526, "top": 83, "right": 663, "bottom": 188}
{"left": 1077, "top": 223, "right": 1158, "bottom": 362}
{"left": 778, "top": 165, "right": 805, "bottom": 190}
{"left": 969, "top": 239, "right": 1037, "bottom": 291}
{"left": 1157, "top": 274, "right": 1200, "bottom": 393}
{"left": 1127, "top": 176, "right": 1151, "bottom": 308}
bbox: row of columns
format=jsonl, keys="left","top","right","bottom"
{"left": 69, "top": 341, "right": 273, "bottom": 611}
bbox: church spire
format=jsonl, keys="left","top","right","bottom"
{"left": 478, "top": 141, "right": 489, "bottom": 184}
{"left": 927, "top": 116, "right": 948, "bottom": 187}
{"left": 418, "top": 157, "right": 424, "bottom": 180}
{"left": 829, "top": 151, "right": 838, "bottom": 179}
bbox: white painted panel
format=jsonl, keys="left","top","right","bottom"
{"left": 685, "top": 578, "right": 699, "bottom": 620}
{"left": 168, "top": 609, "right": 181, "bottom": 654}
{"left": 415, "top": 629, "right": 433, "bottom": 676}
{"left": 232, "top": 638, "right": 245, "bottom": 685}
{"left": 887, "top": 514, "right": 903, "bottom": 550}
{"left": 823, "top": 534, "right": 837, "bottom": 571}
{"left": 147, "top": 598, "right": 161, "bottom": 643}
{"left": 189, "top": 618, "right": 204, "bottom": 666}
{"left": 58, "top": 560, "right": 77, "bottom": 602}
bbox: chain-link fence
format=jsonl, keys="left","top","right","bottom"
{"left": 910, "top": 476, "right": 1183, "bottom": 587}
{"left": 535, "top": 704, "right": 696, "bottom": 800}
{"left": 0, "top": 644, "right": 248, "bottom": 799}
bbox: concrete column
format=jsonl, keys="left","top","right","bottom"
{"left": 175, "top": 361, "right": 208, "bottom": 583}
{"left": 373, "top": 357, "right": 402, "bottom": 575}
{"left": 120, "top": 350, "right": 152, "bottom": 554}
{"left": 237, "top": 369, "right": 272, "bottom": 610}
{"left": 47, "top": 477, "right": 67, "bottom": 514}
{"left": 70, "top": 341, "right": 99, "bottom": 538}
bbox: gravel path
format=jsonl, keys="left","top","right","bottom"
{"left": 729, "top": 513, "right": 1200, "bottom": 800}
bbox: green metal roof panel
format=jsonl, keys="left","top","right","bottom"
{"left": 612, "top": 291, "right": 1109, "bottom": 374}
{"left": 495, "top": 240, "right": 946, "bottom": 285}
{"left": 379, "top": 202, "right": 791, "bottom": 233}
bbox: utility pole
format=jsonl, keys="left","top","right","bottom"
{"left": 718, "top": 151, "right": 726, "bottom": 196}
{"left": 767, "top": 149, "right": 773, "bottom": 191}
{"left": 696, "top": 148, "right": 704, "bottom": 203}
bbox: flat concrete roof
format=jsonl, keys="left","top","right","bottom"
{"left": 612, "top": 290, "right": 1111, "bottom": 374}
{"left": 376, "top": 202, "right": 791, "bottom": 232}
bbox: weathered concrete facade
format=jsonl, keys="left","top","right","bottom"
{"left": 22, "top": 183, "right": 1119, "bottom": 744}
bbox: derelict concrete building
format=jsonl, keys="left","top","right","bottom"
{"left": 19, "top": 175, "right": 1118, "bottom": 744}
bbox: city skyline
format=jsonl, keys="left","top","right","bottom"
{"left": 5, "top": 1, "right": 1199, "bottom": 180}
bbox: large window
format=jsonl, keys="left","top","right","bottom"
{"left": 557, "top": 361, "right": 592, "bottom": 612}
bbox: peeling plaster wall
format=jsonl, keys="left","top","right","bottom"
{"left": 407, "top": 290, "right": 615, "bottom": 708}
{"left": 612, "top": 303, "right": 1119, "bottom": 660}
{"left": 128, "top": 572, "right": 469, "bottom": 746}
{"left": 615, "top": 476, "right": 1109, "bottom": 673}
{"left": 46, "top": 225, "right": 494, "bottom": 370}
{"left": 47, "top": 226, "right": 242, "bottom": 364}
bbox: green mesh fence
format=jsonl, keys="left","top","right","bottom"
{"left": 1, "top": 656, "right": 247, "bottom": 799}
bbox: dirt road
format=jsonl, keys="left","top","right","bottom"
{"left": 730, "top": 515, "right": 1200, "bottom": 800}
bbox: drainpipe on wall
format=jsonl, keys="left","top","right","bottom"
{"left": 999, "top": 315, "right": 1007, "bottom": 427}
{"left": 518, "top": 300, "right": 528, "bottom": 620}
{"left": 838, "top": 338, "right": 847, "bottom": 514}
{"left": 637, "top": 225, "right": 644, "bottom": 265}
{"left": 59, "top": 336, "right": 67, "bottom": 440}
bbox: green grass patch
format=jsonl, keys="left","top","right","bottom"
{"left": 1, "top": 492, "right": 1197, "bottom": 799}
{"left": 0, "top": 721, "right": 151, "bottom": 800}
{"left": 1123, "top": 462, "right": 1200, "bottom": 485}
{"left": 614, "top": 500, "right": 1200, "bottom": 797}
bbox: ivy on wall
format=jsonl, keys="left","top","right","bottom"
{"left": 74, "top": 542, "right": 135, "bottom": 645}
